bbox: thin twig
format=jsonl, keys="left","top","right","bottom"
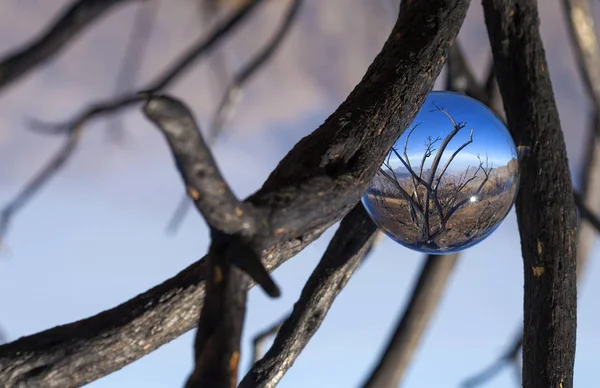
{"left": 0, "top": 0, "right": 141, "bottom": 91}
{"left": 106, "top": 0, "right": 158, "bottom": 141}
{"left": 240, "top": 203, "right": 378, "bottom": 388}
{"left": 0, "top": 1, "right": 470, "bottom": 385}
{"left": 483, "top": 1, "right": 578, "bottom": 387}
{"left": 361, "top": 253, "right": 460, "bottom": 388}
{"left": 0, "top": 0, "right": 266, "bottom": 244}
{"left": 166, "top": 0, "right": 304, "bottom": 234}
{"left": 460, "top": 333, "right": 522, "bottom": 387}
{"left": 251, "top": 317, "right": 286, "bottom": 366}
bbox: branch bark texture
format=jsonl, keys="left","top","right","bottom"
{"left": 483, "top": 1, "right": 578, "bottom": 387}
{"left": 0, "top": 0, "right": 470, "bottom": 386}
{"left": 239, "top": 203, "right": 378, "bottom": 388}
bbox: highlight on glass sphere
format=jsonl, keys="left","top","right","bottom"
{"left": 362, "top": 91, "right": 520, "bottom": 254}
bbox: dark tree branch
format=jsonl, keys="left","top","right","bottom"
{"left": 239, "top": 203, "right": 378, "bottom": 388}
{"left": 245, "top": 227, "right": 384, "bottom": 374}
{"left": 166, "top": 0, "right": 304, "bottom": 234}
{"left": 0, "top": 0, "right": 266, "bottom": 244}
{"left": 361, "top": 253, "right": 459, "bottom": 388}
{"left": 449, "top": 8, "right": 599, "bottom": 384}
{"left": 483, "top": 1, "right": 578, "bottom": 387}
{"left": 0, "top": 0, "right": 141, "bottom": 92}
{"left": 0, "top": 1, "right": 470, "bottom": 386}
{"left": 142, "top": 94, "right": 258, "bottom": 236}
{"left": 141, "top": 94, "right": 279, "bottom": 387}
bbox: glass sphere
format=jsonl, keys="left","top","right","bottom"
{"left": 362, "top": 91, "right": 519, "bottom": 254}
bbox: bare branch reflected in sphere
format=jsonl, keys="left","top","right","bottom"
{"left": 362, "top": 91, "right": 519, "bottom": 254}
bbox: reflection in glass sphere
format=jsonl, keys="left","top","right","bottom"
{"left": 362, "top": 91, "right": 519, "bottom": 254}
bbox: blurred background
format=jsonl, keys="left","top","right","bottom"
{"left": 0, "top": 0, "right": 598, "bottom": 387}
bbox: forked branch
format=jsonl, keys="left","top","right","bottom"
{"left": 142, "top": 94, "right": 279, "bottom": 387}
{"left": 0, "top": 1, "right": 470, "bottom": 386}
{"left": 167, "top": 0, "right": 304, "bottom": 233}
{"left": 0, "top": 0, "right": 267, "bottom": 244}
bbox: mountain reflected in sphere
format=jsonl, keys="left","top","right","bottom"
{"left": 362, "top": 91, "right": 519, "bottom": 254}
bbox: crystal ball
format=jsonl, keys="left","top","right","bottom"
{"left": 362, "top": 91, "right": 519, "bottom": 254}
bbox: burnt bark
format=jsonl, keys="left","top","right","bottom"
{"left": 0, "top": 1, "right": 471, "bottom": 386}
{"left": 483, "top": 1, "right": 578, "bottom": 387}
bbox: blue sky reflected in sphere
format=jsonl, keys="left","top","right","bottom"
{"left": 363, "top": 91, "right": 520, "bottom": 254}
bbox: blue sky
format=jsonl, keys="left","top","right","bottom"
{"left": 390, "top": 92, "right": 517, "bottom": 173}
{"left": 1, "top": 1, "right": 599, "bottom": 388}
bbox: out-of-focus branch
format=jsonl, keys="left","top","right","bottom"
{"left": 207, "top": 0, "right": 302, "bottom": 143}
{"left": 0, "top": 127, "right": 86, "bottom": 246}
{"left": 361, "top": 253, "right": 459, "bottom": 388}
{"left": 107, "top": 0, "right": 158, "bottom": 141}
{"left": 0, "top": 0, "right": 470, "bottom": 385}
{"left": 240, "top": 203, "right": 378, "bottom": 388}
{"left": 460, "top": 333, "right": 522, "bottom": 387}
{"left": 483, "top": 1, "right": 578, "bottom": 387}
{"left": 561, "top": 0, "right": 600, "bottom": 280}
{"left": 198, "top": 0, "right": 232, "bottom": 103}
{"left": 0, "top": 0, "right": 266, "bottom": 244}
{"left": 574, "top": 190, "right": 600, "bottom": 231}
{"left": 247, "top": 224, "right": 384, "bottom": 373}
{"left": 0, "top": 0, "right": 141, "bottom": 92}
{"left": 446, "top": 42, "right": 488, "bottom": 103}
{"left": 166, "top": 0, "right": 303, "bottom": 234}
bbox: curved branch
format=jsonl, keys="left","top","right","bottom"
{"left": 0, "top": 0, "right": 266, "bottom": 243}
{"left": 0, "top": 0, "right": 141, "bottom": 92}
{"left": 483, "top": 1, "right": 578, "bottom": 387}
{"left": 0, "top": 1, "right": 470, "bottom": 386}
{"left": 166, "top": 0, "right": 304, "bottom": 234}
{"left": 239, "top": 203, "right": 378, "bottom": 388}
{"left": 361, "top": 253, "right": 459, "bottom": 388}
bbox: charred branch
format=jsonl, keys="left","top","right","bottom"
{"left": 0, "top": 1, "right": 470, "bottom": 386}
{"left": 483, "top": 1, "right": 578, "bottom": 387}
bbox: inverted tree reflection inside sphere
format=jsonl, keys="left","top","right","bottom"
{"left": 362, "top": 91, "right": 520, "bottom": 254}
